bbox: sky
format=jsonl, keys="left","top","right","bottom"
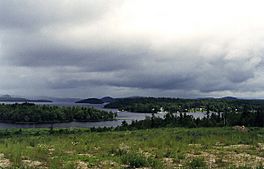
{"left": 1, "top": 0, "right": 264, "bottom": 98}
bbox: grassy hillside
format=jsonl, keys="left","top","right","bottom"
{"left": 0, "top": 128, "right": 263, "bottom": 168}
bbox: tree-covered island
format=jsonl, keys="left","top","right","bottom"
{"left": 0, "top": 103, "right": 117, "bottom": 123}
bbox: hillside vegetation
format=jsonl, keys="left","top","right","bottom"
{"left": 0, "top": 128, "right": 262, "bottom": 168}
{"left": 105, "top": 97, "right": 264, "bottom": 113}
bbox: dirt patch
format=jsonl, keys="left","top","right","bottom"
{"left": 138, "top": 148, "right": 153, "bottom": 158}
{"left": 222, "top": 152, "right": 264, "bottom": 168}
{"left": 119, "top": 143, "right": 130, "bottom": 152}
{"left": 37, "top": 144, "right": 50, "bottom": 149}
{"left": 0, "top": 154, "right": 11, "bottom": 168}
{"left": 65, "top": 150, "right": 75, "bottom": 154}
{"left": 22, "top": 159, "right": 46, "bottom": 168}
{"left": 48, "top": 148, "right": 55, "bottom": 155}
{"left": 188, "top": 144, "right": 202, "bottom": 148}
{"left": 257, "top": 143, "right": 264, "bottom": 150}
{"left": 222, "top": 144, "right": 251, "bottom": 149}
{"left": 76, "top": 160, "right": 88, "bottom": 169}
{"left": 163, "top": 157, "right": 174, "bottom": 163}
{"left": 78, "top": 153, "right": 94, "bottom": 157}
{"left": 163, "top": 157, "right": 174, "bottom": 168}
{"left": 187, "top": 152, "right": 217, "bottom": 168}
{"left": 215, "top": 142, "right": 225, "bottom": 146}
{"left": 100, "top": 160, "right": 118, "bottom": 168}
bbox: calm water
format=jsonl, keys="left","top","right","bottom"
{"left": 0, "top": 102, "right": 209, "bottom": 128}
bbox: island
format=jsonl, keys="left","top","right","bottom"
{"left": 76, "top": 98, "right": 104, "bottom": 104}
{"left": 0, "top": 103, "right": 117, "bottom": 123}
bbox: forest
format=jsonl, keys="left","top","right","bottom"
{"left": 116, "top": 106, "right": 264, "bottom": 131}
{"left": 105, "top": 97, "right": 264, "bottom": 113}
{"left": 0, "top": 103, "right": 117, "bottom": 123}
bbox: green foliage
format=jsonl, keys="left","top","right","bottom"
{"left": 121, "top": 152, "right": 147, "bottom": 168}
{"left": 0, "top": 103, "right": 117, "bottom": 123}
{"left": 188, "top": 157, "right": 207, "bottom": 169}
{"left": 120, "top": 152, "right": 163, "bottom": 169}
{"left": 115, "top": 107, "right": 264, "bottom": 130}
{"left": 0, "top": 128, "right": 262, "bottom": 168}
{"left": 106, "top": 97, "right": 264, "bottom": 126}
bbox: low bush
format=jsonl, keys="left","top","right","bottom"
{"left": 188, "top": 157, "right": 207, "bottom": 169}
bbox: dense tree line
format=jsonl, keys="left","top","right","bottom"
{"left": 0, "top": 103, "right": 117, "bottom": 123}
{"left": 105, "top": 97, "right": 264, "bottom": 129}
{"left": 105, "top": 97, "right": 264, "bottom": 114}
{"left": 116, "top": 105, "right": 264, "bottom": 130}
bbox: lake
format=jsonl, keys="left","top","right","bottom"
{"left": 0, "top": 102, "right": 210, "bottom": 128}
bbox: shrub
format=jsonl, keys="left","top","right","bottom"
{"left": 121, "top": 152, "right": 147, "bottom": 168}
{"left": 109, "top": 147, "right": 127, "bottom": 156}
{"left": 188, "top": 157, "right": 207, "bottom": 169}
{"left": 121, "top": 152, "right": 163, "bottom": 169}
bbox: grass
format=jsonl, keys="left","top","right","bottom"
{"left": 0, "top": 127, "right": 262, "bottom": 168}
{"left": 188, "top": 157, "right": 207, "bottom": 169}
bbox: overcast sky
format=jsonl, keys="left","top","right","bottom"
{"left": 1, "top": 0, "right": 264, "bottom": 98}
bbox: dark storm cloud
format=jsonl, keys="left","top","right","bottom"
{"left": 2, "top": 33, "right": 149, "bottom": 72}
{"left": 0, "top": 0, "right": 115, "bottom": 30}
{"left": 43, "top": 52, "right": 258, "bottom": 95}
{"left": 1, "top": 0, "right": 264, "bottom": 98}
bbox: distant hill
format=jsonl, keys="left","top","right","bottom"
{"left": 51, "top": 98, "right": 81, "bottom": 103}
{"left": 1, "top": 95, "right": 12, "bottom": 99}
{"left": 27, "top": 99, "right": 52, "bottom": 103}
{"left": 37, "top": 97, "right": 81, "bottom": 103}
{"left": 196, "top": 97, "right": 216, "bottom": 100}
{"left": 76, "top": 98, "right": 104, "bottom": 104}
{"left": 0, "top": 95, "right": 52, "bottom": 103}
{"left": 221, "top": 96, "right": 238, "bottom": 100}
{"left": 0, "top": 97, "right": 27, "bottom": 102}
{"left": 101, "top": 96, "right": 115, "bottom": 103}
{"left": 195, "top": 96, "right": 238, "bottom": 100}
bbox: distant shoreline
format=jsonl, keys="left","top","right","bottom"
{"left": 0, "top": 100, "right": 53, "bottom": 103}
{"left": 0, "top": 119, "right": 118, "bottom": 125}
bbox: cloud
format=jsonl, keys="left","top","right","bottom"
{"left": 1, "top": 0, "right": 264, "bottom": 98}
{"left": 0, "top": 0, "right": 118, "bottom": 30}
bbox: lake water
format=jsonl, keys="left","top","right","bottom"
{"left": 0, "top": 102, "right": 210, "bottom": 128}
